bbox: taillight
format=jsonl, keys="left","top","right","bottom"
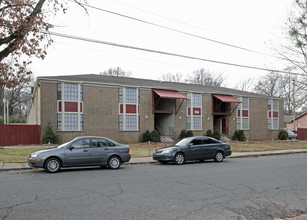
{"left": 127, "top": 148, "right": 130, "bottom": 153}
{"left": 229, "top": 144, "right": 231, "bottom": 149}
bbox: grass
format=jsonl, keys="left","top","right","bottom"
{"left": 0, "top": 147, "right": 48, "bottom": 163}
{"left": 129, "top": 140, "right": 307, "bottom": 157}
{"left": 0, "top": 140, "right": 306, "bottom": 163}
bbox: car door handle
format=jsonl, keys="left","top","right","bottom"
{"left": 83, "top": 149, "right": 89, "bottom": 152}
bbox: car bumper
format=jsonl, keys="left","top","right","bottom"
{"left": 28, "top": 157, "right": 45, "bottom": 168}
{"left": 121, "top": 154, "right": 131, "bottom": 163}
{"left": 153, "top": 153, "right": 174, "bottom": 162}
{"left": 224, "top": 150, "right": 232, "bottom": 157}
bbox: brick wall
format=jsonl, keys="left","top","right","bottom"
{"left": 37, "top": 81, "right": 284, "bottom": 144}
{"left": 40, "top": 82, "right": 58, "bottom": 141}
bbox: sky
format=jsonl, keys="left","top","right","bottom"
{"left": 29, "top": 0, "right": 294, "bottom": 88}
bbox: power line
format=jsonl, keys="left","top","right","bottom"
{"left": 69, "top": 0, "right": 270, "bottom": 56}
{"left": 1, "top": 22, "right": 305, "bottom": 76}
{"left": 109, "top": 0, "right": 275, "bottom": 53}
{"left": 48, "top": 30, "right": 306, "bottom": 77}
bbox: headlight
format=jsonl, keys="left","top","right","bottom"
{"left": 161, "top": 149, "right": 173, "bottom": 154}
{"left": 31, "top": 152, "right": 39, "bottom": 158}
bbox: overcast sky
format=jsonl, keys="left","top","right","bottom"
{"left": 29, "top": 0, "right": 294, "bottom": 87}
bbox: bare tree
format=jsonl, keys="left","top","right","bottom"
{"left": 253, "top": 70, "right": 307, "bottom": 113}
{"left": 276, "top": 0, "right": 307, "bottom": 76}
{"left": 0, "top": 0, "right": 86, "bottom": 88}
{"left": 186, "top": 68, "right": 225, "bottom": 86}
{"left": 234, "top": 78, "right": 255, "bottom": 92}
{"left": 253, "top": 71, "right": 285, "bottom": 97}
{"left": 161, "top": 73, "right": 184, "bottom": 82}
{"left": 100, "top": 67, "right": 132, "bottom": 77}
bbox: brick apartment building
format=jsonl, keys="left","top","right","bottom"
{"left": 27, "top": 74, "right": 284, "bottom": 144}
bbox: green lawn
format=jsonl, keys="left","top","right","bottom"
{"left": 0, "top": 147, "right": 48, "bottom": 163}
{"left": 0, "top": 140, "right": 307, "bottom": 163}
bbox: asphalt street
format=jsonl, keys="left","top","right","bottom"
{"left": 0, "top": 154, "right": 307, "bottom": 220}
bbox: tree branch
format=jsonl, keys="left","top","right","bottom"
{"left": 0, "top": 0, "right": 46, "bottom": 61}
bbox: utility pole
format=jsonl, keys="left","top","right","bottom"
{"left": 6, "top": 99, "right": 9, "bottom": 124}
{"left": 3, "top": 98, "right": 6, "bottom": 124}
{"left": 292, "top": 79, "right": 296, "bottom": 131}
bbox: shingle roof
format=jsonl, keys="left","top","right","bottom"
{"left": 39, "top": 74, "right": 273, "bottom": 98}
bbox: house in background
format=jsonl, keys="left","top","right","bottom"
{"left": 27, "top": 74, "right": 284, "bottom": 144}
{"left": 286, "top": 111, "right": 307, "bottom": 131}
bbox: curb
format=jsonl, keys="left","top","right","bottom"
{"left": 1, "top": 150, "right": 307, "bottom": 171}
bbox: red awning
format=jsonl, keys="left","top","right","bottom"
{"left": 213, "top": 94, "right": 242, "bottom": 103}
{"left": 153, "top": 89, "right": 186, "bottom": 99}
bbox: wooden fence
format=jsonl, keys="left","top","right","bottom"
{"left": 0, "top": 124, "right": 41, "bottom": 146}
{"left": 298, "top": 128, "right": 307, "bottom": 140}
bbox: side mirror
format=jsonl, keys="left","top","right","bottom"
{"left": 68, "top": 146, "right": 74, "bottom": 151}
{"left": 188, "top": 143, "right": 193, "bottom": 147}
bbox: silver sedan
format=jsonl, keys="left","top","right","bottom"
{"left": 28, "top": 136, "right": 131, "bottom": 173}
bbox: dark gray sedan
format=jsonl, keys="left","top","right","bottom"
{"left": 28, "top": 136, "right": 131, "bottom": 173}
{"left": 153, "top": 136, "right": 231, "bottom": 165}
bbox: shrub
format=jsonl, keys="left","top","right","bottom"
{"left": 42, "top": 121, "right": 58, "bottom": 144}
{"left": 9, "top": 114, "right": 27, "bottom": 123}
{"left": 179, "top": 130, "right": 187, "bottom": 139}
{"left": 150, "top": 130, "right": 160, "bottom": 142}
{"left": 142, "top": 130, "right": 151, "bottom": 142}
{"left": 212, "top": 129, "right": 221, "bottom": 140}
{"left": 278, "top": 130, "right": 288, "bottom": 140}
{"left": 186, "top": 130, "right": 194, "bottom": 137}
{"left": 232, "top": 130, "right": 246, "bottom": 141}
{"left": 0, "top": 116, "right": 3, "bottom": 124}
{"left": 205, "top": 129, "right": 213, "bottom": 137}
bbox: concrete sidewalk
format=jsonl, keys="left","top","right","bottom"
{"left": 1, "top": 149, "right": 307, "bottom": 170}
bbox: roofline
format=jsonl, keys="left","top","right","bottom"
{"left": 287, "top": 111, "right": 307, "bottom": 123}
{"left": 36, "top": 74, "right": 282, "bottom": 99}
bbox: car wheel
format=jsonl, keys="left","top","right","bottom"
{"left": 214, "top": 151, "right": 224, "bottom": 162}
{"left": 174, "top": 153, "right": 185, "bottom": 165}
{"left": 108, "top": 156, "right": 121, "bottom": 169}
{"left": 45, "top": 158, "right": 61, "bottom": 173}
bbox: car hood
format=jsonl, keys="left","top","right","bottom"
{"left": 32, "top": 148, "right": 61, "bottom": 155}
{"left": 157, "top": 145, "right": 176, "bottom": 150}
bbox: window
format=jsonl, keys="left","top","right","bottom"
{"left": 193, "top": 94, "right": 201, "bottom": 107}
{"left": 57, "top": 83, "right": 83, "bottom": 131}
{"left": 57, "top": 84, "right": 61, "bottom": 100}
{"left": 126, "top": 88, "right": 137, "bottom": 103}
{"left": 92, "top": 138, "right": 112, "bottom": 147}
{"left": 236, "top": 97, "right": 249, "bottom": 130}
{"left": 65, "top": 113, "right": 78, "bottom": 131}
{"left": 268, "top": 99, "right": 279, "bottom": 130}
{"left": 64, "top": 83, "right": 78, "bottom": 101}
{"left": 193, "top": 117, "right": 202, "bottom": 130}
{"left": 191, "top": 139, "right": 202, "bottom": 145}
{"left": 187, "top": 93, "right": 202, "bottom": 130}
{"left": 57, "top": 113, "right": 62, "bottom": 130}
{"left": 126, "top": 115, "right": 137, "bottom": 130}
{"left": 119, "top": 87, "right": 139, "bottom": 131}
{"left": 72, "top": 139, "right": 90, "bottom": 149}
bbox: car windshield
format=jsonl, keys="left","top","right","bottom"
{"left": 175, "top": 137, "right": 194, "bottom": 146}
{"left": 57, "top": 138, "right": 75, "bottom": 149}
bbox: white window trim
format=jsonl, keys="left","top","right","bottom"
{"left": 236, "top": 97, "right": 249, "bottom": 130}
{"left": 57, "top": 83, "right": 84, "bottom": 131}
{"left": 119, "top": 87, "right": 139, "bottom": 131}
{"left": 268, "top": 99, "right": 279, "bottom": 130}
{"left": 187, "top": 93, "right": 202, "bottom": 130}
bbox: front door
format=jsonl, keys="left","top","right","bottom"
{"left": 222, "top": 118, "right": 226, "bottom": 134}
{"left": 65, "top": 138, "right": 92, "bottom": 166}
